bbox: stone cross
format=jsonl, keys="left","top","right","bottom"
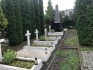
{"left": 44, "top": 28, "right": 47, "bottom": 39}
{"left": 0, "top": 39, "right": 5, "bottom": 62}
{"left": 49, "top": 25, "right": 51, "bottom": 32}
{"left": 25, "top": 30, "right": 31, "bottom": 47}
{"left": 35, "top": 29, "right": 39, "bottom": 41}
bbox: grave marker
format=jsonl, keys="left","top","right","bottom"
{"left": 35, "top": 29, "right": 39, "bottom": 41}
{"left": 44, "top": 28, "right": 47, "bottom": 39}
{"left": 49, "top": 25, "right": 51, "bottom": 32}
{"left": 25, "top": 30, "right": 31, "bottom": 47}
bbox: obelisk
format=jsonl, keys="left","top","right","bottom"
{"left": 53, "top": 5, "right": 62, "bottom": 32}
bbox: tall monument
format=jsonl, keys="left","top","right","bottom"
{"left": 53, "top": 5, "right": 62, "bottom": 31}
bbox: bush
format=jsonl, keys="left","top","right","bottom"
{"left": 3, "top": 49, "right": 16, "bottom": 64}
{"left": 39, "top": 36, "right": 46, "bottom": 41}
{"left": 51, "top": 29, "right": 55, "bottom": 32}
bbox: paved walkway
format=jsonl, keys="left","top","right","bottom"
{"left": 81, "top": 51, "right": 93, "bottom": 70}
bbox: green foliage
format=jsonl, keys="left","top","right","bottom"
{"left": 20, "top": 0, "right": 31, "bottom": 40}
{"left": 0, "top": 7, "right": 8, "bottom": 31}
{"left": 45, "top": 0, "right": 54, "bottom": 25}
{"left": 74, "top": 0, "right": 92, "bottom": 46}
{"left": 13, "top": 0, "right": 23, "bottom": 44}
{"left": 56, "top": 49, "right": 79, "bottom": 70}
{"left": 39, "top": 35, "right": 46, "bottom": 41}
{"left": 64, "top": 36, "right": 79, "bottom": 47}
{"left": 39, "top": 0, "right": 44, "bottom": 34}
{"left": 1, "top": 0, "right": 44, "bottom": 46}
{"left": 10, "top": 60, "right": 34, "bottom": 69}
{"left": 3, "top": 0, "right": 18, "bottom": 46}
{"left": 3, "top": 49, "right": 16, "bottom": 64}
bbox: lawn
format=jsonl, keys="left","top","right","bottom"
{"left": 56, "top": 49, "right": 80, "bottom": 70}
{"left": 64, "top": 29, "right": 79, "bottom": 48}
{"left": 64, "top": 29, "right": 93, "bottom": 51}
{"left": 10, "top": 60, "right": 34, "bottom": 69}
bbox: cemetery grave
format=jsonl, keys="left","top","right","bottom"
{"left": 0, "top": 38, "right": 42, "bottom": 70}
{"left": 33, "top": 28, "right": 59, "bottom": 46}
{"left": 17, "top": 28, "right": 64, "bottom": 62}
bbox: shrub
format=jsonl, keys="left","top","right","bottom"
{"left": 39, "top": 36, "right": 46, "bottom": 41}
{"left": 3, "top": 49, "right": 16, "bottom": 64}
{"left": 51, "top": 29, "right": 55, "bottom": 32}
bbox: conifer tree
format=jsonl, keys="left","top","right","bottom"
{"left": 33, "top": 0, "right": 40, "bottom": 30}
{"left": 3, "top": 0, "right": 18, "bottom": 45}
{"left": 39, "top": 0, "right": 44, "bottom": 34}
{"left": 29, "top": 0, "right": 36, "bottom": 37}
{"left": 20, "top": 0, "right": 31, "bottom": 40}
{"left": 74, "top": 0, "right": 91, "bottom": 45}
{"left": 86, "top": 2, "right": 93, "bottom": 45}
{"left": 12, "top": 0, "right": 23, "bottom": 44}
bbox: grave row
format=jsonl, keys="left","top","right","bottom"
{"left": 0, "top": 25, "right": 67, "bottom": 70}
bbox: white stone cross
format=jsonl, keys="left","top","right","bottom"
{"left": 0, "top": 39, "right": 5, "bottom": 62}
{"left": 49, "top": 25, "right": 51, "bottom": 32}
{"left": 35, "top": 29, "right": 39, "bottom": 41}
{"left": 25, "top": 30, "right": 31, "bottom": 47}
{"left": 44, "top": 28, "right": 47, "bottom": 39}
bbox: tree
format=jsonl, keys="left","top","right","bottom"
{"left": 33, "top": 0, "right": 40, "bottom": 30}
{"left": 3, "top": 0, "right": 18, "bottom": 46}
{"left": 45, "top": 0, "right": 54, "bottom": 26}
{"left": 20, "top": 0, "right": 31, "bottom": 40}
{"left": 12, "top": 0, "right": 23, "bottom": 44}
{"left": 38, "top": 0, "right": 44, "bottom": 34}
{"left": 0, "top": 7, "right": 8, "bottom": 31}
{"left": 86, "top": 2, "right": 93, "bottom": 45}
{"left": 74, "top": 0, "right": 92, "bottom": 45}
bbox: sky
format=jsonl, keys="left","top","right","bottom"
{"left": 43, "top": 0, "right": 76, "bottom": 12}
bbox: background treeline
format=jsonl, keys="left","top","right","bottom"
{"left": 60, "top": 12, "right": 75, "bottom": 29}
{"left": 1, "top": 0, "right": 44, "bottom": 46}
{"left": 74, "top": 0, "right": 93, "bottom": 46}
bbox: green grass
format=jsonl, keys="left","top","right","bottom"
{"left": 80, "top": 46, "right": 93, "bottom": 51}
{"left": 64, "top": 36, "right": 79, "bottom": 47}
{"left": 64, "top": 29, "right": 93, "bottom": 51}
{"left": 56, "top": 49, "right": 79, "bottom": 70}
{"left": 10, "top": 59, "right": 34, "bottom": 69}
{"left": 64, "top": 29, "right": 79, "bottom": 48}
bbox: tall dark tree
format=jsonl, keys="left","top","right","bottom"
{"left": 86, "top": 2, "right": 93, "bottom": 45}
{"left": 33, "top": 0, "right": 40, "bottom": 30}
{"left": 29, "top": 0, "right": 36, "bottom": 37}
{"left": 20, "top": 0, "right": 31, "bottom": 40}
{"left": 12, "top": 0, "right": 23, "bottom": 44}
{"left": 74, "top": 0, "right": 91, "bottom": 45}
{"left": 3, "top": 0, "right": 18, "bottom": 46}
{"left": 39, "top": 0, "right": 44, "bottom": 34}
